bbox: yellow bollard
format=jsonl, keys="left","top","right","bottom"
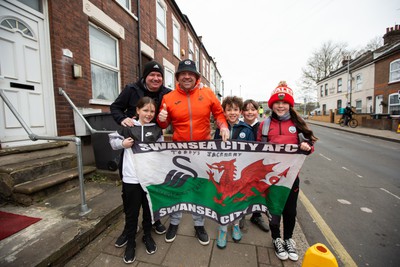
{"left": 301, "top": 243, "right": 338, "bottom": 267}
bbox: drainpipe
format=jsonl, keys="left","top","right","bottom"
{"left": 137, "top": 0, "right": 142, "bottom": 77}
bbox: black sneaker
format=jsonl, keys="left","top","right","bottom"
{"left": 123, "top": 244, "right": 136, "bottom": 264}
{"left": 239, "top": 216, "right": 246, "bottom": 229}
{"left": 194, "top": 226, "right": 210, "bottom": 245}
{"left": 250, "top": 216, "right": 270, "bottom": 232}
{"left": 153, "top": 220, "right": 167, "bottom": 235}
{"left": 115, "top": 231, "right": 128, "bottom": 248}
{"left": 165, "top": 224, "right": 178, "bottom": 243}
{"left": 273, "top": 238, "right": 288, "bottom": 260}
{"left": 284, "top": 238, "right": 299, "bottom": 261}
{"left": 142, "top": 234, "right": 157, "bottom": 254}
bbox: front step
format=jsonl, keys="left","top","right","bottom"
{"left": 0, "top": 153, "right": 77, "bottom": 185}
{"left": 13, "top": 166, "right": 97, "bottom": 205}
{"left": 0, "top": 141, "right": 98, "bottom": 206}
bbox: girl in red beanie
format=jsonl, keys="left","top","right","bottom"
{"left": 258, "top": 81, "right": 318, "bottom": 262}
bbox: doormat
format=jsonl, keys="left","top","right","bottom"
{"left": 0, "top": 211, "right": 41, "bottom": 241}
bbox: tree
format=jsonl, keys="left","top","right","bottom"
{"left": 299, "top": 41, "right": 350, "bottom": 102}
{"left": 355, "top": 36, "right": 384, "bottom": 57}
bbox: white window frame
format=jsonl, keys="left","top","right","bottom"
{"left": 210, "top": 64, "right": 215, "bottom": 86}
{"left": 389, "top": 59, "right": 400, "bottom": 83}
{"left": 337, "top": 78, "right": 342, "bottom": 92}
{"left": 355, "top": 74, "right": 362, "bottom": 91}
{"left": 156, "top": 0, "right": 167, "bottom": 45}
{"left": 188, "top": 35, "right": 194, "bottom": 60}
{"left": 195, "top": 45, "right": 200, "bottom": 71}
{"left": 89, "top": 24, "right": 120, "bottom": 104}
{"left": 172, "top": 16, "right": 180, "bottom": 58}
{"left": 324, "top": 84, "right": 328, "bottom": 96}
{"left": 202, "top": 54, "right": 206, "bottom": 77}
{"left": 337, "top": 99, "right": 342, "bottom": 109}
{"left": 355, "top": 99, "right": 362, "bottom": 113}
{"left": 164, "top": 67, "right": 174, "bottom": 90}
{"left": 115, "top": 0, "right": 131, "bottom": 11}
{"left": 206, "top": 61, "right": 209, "bottom": 80}
{"left": 388, "top": 92, "right": 400, "bottom": 115}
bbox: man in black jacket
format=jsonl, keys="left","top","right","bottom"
{"left": 111, "top": 61, "right": 171, "bottom": 126}
{"left": 110, "top": 61, "right": 171, "bottom": 251}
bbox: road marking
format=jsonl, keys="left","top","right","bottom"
{"left": 341, "top": 166, "right": 363, "bottom": 178}
{"left": 299, "top": 190, "right": 357, "bottom": 267}
{"left": 380, "top": 188, "right": 400, "bottom": 200}
{"left": 319, "top": 153, "right": 332, "bottom": 161}
{"left": 360, "top": 207, "right": 373, "bottom": 213}
{"left": 337, "top": 199, "right": 351, "bottom": 205}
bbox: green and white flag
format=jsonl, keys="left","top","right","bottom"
{"left": 132, "top": 140, "right": 307, "bottom": 225}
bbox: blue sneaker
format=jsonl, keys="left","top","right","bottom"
{"left": 216, "top": 226, "right": 227, "bottom": 249}
{"left": 232, "top": 224, "right": 242, "bottom": 242}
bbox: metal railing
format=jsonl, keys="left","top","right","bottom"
{"left": 58, "top": 88, "right": 113, "bottom": 134}
{"left": 0, "top": 89, "right": 91, "bottom": 216}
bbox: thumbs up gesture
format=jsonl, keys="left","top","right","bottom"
{"left": 158, "top": 103, "right": 168, "bottom": 122}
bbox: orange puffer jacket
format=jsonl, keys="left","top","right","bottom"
{"left": 157, "top": 82, "right": 228, "bottom": 141}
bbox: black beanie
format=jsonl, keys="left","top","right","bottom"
{"left": 142, "top": 61, "right": 164, "bottom": 80}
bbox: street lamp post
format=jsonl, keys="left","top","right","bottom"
{"left": 345, "top": 55, "right": 352, "bottom": 106}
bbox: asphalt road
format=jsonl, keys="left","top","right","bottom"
{"left": 297, "top": 125, "right": 400, "bottom": 267}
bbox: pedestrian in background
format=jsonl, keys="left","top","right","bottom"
{"left": 110, "top": 61, "right": 171, "bottom": 248}
{"left": 213, "top": 96, "right": 254, "bottom": 249}
{"left": 258, "top": 81, "right": 317, "bottom": 262}
{"left": 157, "top": 59, "right": 229, "bottom": 246}
{"left": 109, "top": 97, "right": 163, "bottom": 264}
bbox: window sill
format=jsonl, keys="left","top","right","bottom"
{"left": 89, "top": 99, "right": 113, "bottom": 106}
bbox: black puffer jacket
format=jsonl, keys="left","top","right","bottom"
{"left": 110, "top": 79, "right": 171, "bottom": 124}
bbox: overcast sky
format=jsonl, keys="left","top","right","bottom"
{"left": 174, "top": 0, "right": 399, "bottom": 102}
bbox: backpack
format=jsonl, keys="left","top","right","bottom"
{"left": 261, "top": 117, "right": 309, "bottom": 144}
{"left": 232, "top": 124, "right": 247, "bottom": 140}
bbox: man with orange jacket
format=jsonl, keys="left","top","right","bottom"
{"left": 157, "top": 59, "right": 229, "bottom": 246}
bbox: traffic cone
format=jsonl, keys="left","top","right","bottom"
{"left": 301, "top": 243, "right": 338, "bottom": 267}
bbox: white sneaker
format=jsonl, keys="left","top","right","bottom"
{"left": 273, "top": 238, "right": 288, "bottom": 260}
{"left": 284, "top": 238, "right": 298, "bottom": 261}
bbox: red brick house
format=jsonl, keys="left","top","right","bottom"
{"left": 374, "top": 25, "right": 400, "bottom": 116}
{"left": 0, "top": 0, "right": 222, "bottom": 153}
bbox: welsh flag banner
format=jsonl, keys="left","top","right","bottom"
{"left": 132, "top": 140, "right": 307, "bottom": 225}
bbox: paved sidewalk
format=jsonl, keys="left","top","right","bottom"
{"left": 1, "top": 121, "right": 397, "bottom": 267}
{"left": 306, "top": 119, "right": 400, "bottom": 143}
{"left": 65, "top": 213, "right": 308, "bottom": 267}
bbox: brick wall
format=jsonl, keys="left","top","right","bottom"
{"left": 49, "top": 0, "right": 138, "bottom": 136}
{"left": 375, "top": 52, "right": 400, "bottom": 113}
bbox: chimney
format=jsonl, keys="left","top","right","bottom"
{"left": 342, "top": 55, "right": 351, "bottom": 66}
{"left": 383, "top": 24, "right": 400, "bottom": 45}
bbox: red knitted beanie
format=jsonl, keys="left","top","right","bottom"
{"left": 268, "top": 81, "right": 294, "bottom": 108}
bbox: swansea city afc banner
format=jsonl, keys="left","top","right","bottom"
{"left": 131, "top": 140, "right": 307, "bottom": 225}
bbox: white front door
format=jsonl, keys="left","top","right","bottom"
{"left": 375, "top": 95, "right": 383, "bottom": 114}
{"left": 0, "top": 0, "right": 56, "bottom": 148}
{"left": 366, "top": 97, "right": 373, "bottom": 113}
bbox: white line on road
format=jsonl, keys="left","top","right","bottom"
{"left": 319, "top": 153, "right": 332, "bottom": 161}
{"left": 380, "top": 188, "right": 400, "bottom": 200}
{"left": 299, "top": 190, "right": 357, "bottom": 267}
{"left": 341, "top": 166, "right": 363, "bottom": 178}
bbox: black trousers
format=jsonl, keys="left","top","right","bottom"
{"left": 122, "top": 182, "right": 152, "bottom": 247}
{"left": 269, "top": 177, "right": 300, "bottom": 240}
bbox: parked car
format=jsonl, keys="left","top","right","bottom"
{"left": 310, "top": 108, "right": 321, "bottom": 116}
